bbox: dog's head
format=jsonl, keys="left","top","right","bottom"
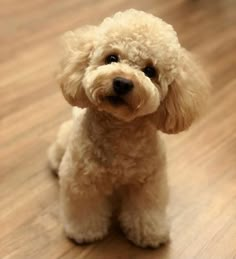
{"left": 58, "top": 9, "right": 210, "bottom": 133}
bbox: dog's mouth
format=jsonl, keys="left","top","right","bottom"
{"left": 106, "top": 95, "right": 127, "bottom": 106}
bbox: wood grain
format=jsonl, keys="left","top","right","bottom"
{"left": 0, "top": 0, "right": 235, "bottom": 258}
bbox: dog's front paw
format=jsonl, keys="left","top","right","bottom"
{"left": 63, "top": 220, "right": 109, "bottom": 244}
{"left": 120, "top": 212, "right": 170, "bottom": 248}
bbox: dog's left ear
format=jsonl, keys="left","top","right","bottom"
{"left": 57, "top": 26, "right": 97, "bottom": 107}
{"left": 152, "top": 49, "right": 210, "bottom": 134}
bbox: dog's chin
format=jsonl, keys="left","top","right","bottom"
{"left": 106, "top": 95, "right": 127, "bottom": 107}
{"left": 87, "top": 87, "right": 159, "bottom": 122}
{"left": 95, "top": 94, "right": 138, "bottom": 122}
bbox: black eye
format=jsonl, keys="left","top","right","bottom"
{"left": 105, "top": 54, "right": 119, "bottom": 64}
{"left": 143, "top": 66, "right": 157, "bottom": 78}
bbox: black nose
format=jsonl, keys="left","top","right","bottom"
{"left": 113, "top": 77, "right": 134, "bottom": 96}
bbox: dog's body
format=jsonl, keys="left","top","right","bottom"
{"left": 49, "top": 107, "right": 169, "bottom": 247}
{"left": 48, "top": 9, "right": 210, "bottom": 248}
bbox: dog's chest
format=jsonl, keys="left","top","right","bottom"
{"left": 74, "top": 115, "right": 160, "bottom": 186}
{"left": 88, "top": 127, "right": 158, "bottom": 184}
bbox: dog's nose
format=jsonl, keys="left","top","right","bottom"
{"left": 113, "top": 77, "right": 134, "bottom": 96}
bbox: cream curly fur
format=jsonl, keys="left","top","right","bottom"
{"left": 48, "top": 9, "right": 210, "bottom": 248}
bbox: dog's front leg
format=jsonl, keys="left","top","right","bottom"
{"left": 60, "top": 175, "right": 112, "bottom": 244}
{"left": 119, "top": 172, "right": 169, "bottom": 248}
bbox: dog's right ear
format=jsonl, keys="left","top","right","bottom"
{"left": 57, "top": 26, "right": 96, "bottom": 107}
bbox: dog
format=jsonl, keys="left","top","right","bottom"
{"left": 48, "top": 9, "right": 210, "bottom": 248}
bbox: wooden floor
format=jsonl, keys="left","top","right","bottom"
{"left": 1, "top": 0, "right": 236, "bottom": 258}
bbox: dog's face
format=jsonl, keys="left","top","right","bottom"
{"left": 59, "top": 10, "right": 210, "bottom": 133}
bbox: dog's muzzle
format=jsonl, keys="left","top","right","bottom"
{"left": 106, "top": 77, "right": 134, "bottom": 107}
{"left": 113, "top": 77, "right": 134, "bottom": 95}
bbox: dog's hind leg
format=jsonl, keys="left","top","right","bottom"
{"left": 48, "top": 120, "right": 73, "bottom": 174}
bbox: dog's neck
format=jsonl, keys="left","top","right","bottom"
{"left": 79, "top": 108, "right": 159, "bottom": 170}
{"left": 84, "top": 108, "right": 151, "bottom": 131}
{"left": 80, "top": 107, "right": 157, "bottom": 155}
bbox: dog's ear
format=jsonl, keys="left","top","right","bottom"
{"left": 152, "top": 49, "right": 210, "bottom": 134}
{"left": 57, "top": 26, "right": 96, "bottom": 107}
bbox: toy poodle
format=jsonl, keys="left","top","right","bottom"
{"left": 48, "top": 9, "right": 210, "bottom": 248}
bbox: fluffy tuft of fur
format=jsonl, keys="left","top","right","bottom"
{"left": 153, "top": 49, "right": 210, "bottom": 133}
{"left": 48, "top": 9, "right": 210, "bottom": 248}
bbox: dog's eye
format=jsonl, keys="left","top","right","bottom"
{"left": 143, "top": 66, "right": 157, "bottom": 78}
{"left": 105, "top": 54, "right": 119, "bottom": 64}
